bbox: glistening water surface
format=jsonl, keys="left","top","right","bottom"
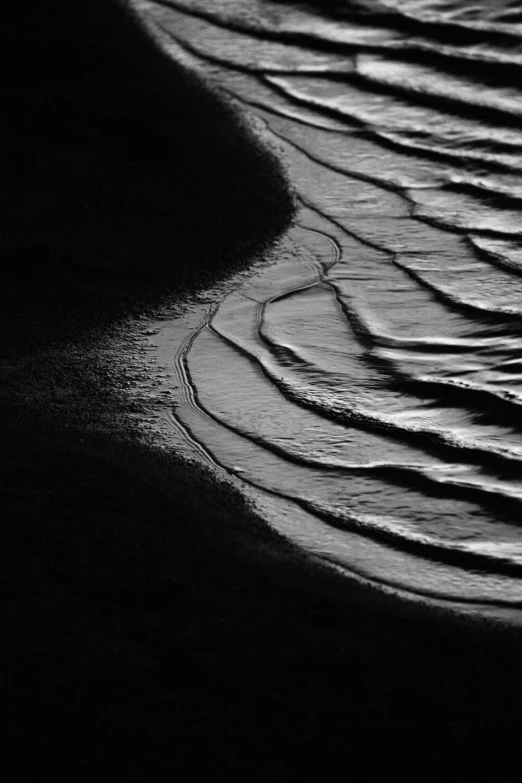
{"left": 136, "top": 0, "right": 522, "bottom": 614}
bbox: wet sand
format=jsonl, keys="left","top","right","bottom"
{"left": 1, "top": 0, "right": 522, "bottom": 773}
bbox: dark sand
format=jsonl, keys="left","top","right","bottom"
{"left": 2, "top": 0, "right": 522, "bottom": 773}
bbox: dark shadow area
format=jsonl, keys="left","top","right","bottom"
{"left": 0, "top": 0, "right": 294, "bottom": 349}
{"left": 2, "top": 0, "right": 522, "bottom": 775}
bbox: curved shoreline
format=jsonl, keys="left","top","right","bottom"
{"left": 139, "top": 205, "right": 522, "bottom": 618}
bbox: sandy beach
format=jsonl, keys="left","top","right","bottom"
{"left": 2, "top": 0, "right": 522, "bottom": 773}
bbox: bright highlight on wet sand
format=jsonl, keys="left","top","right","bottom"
{"left": 139, "top": 0, "right": 522, "bottom": 616}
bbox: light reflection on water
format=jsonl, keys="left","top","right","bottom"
{"left": 137, "top": 0, "right": 522, "bottom": 612}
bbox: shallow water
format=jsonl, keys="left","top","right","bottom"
{"left": 137, "top": 0, "right": 522, "bottom": 612}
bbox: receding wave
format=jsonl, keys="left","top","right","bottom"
{"left": 303, "top": 500, "right": 522, "bottom": 579}
{"left": 141, "top": 0, "right": 522, "bottom": 606}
